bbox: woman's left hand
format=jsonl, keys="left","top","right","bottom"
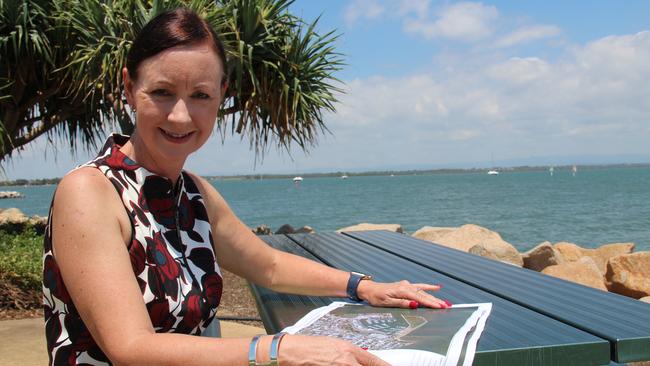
{"left": 357, "top": 280, "right": 450, "bottom": 309}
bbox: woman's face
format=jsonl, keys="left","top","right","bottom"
{"left": 124, "top": 42, "right": 226, "bottom": 167}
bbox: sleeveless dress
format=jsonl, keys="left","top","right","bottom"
{"left": 42, "top": 134, "right": 223, "bottom": 365}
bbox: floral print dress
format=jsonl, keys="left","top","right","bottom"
{"left": 42, "top": 134, "right": 223, "bottom": 365}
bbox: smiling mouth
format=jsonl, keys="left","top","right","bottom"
{"left": 159, "top": 128, "right": 194, "bottom": 140}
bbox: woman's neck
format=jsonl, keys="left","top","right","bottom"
{"left": 119, "top": 133, "right": 185, "bottom": 183}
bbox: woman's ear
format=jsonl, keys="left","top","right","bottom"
{"left": 221, "top": 80, "right": 229, "bottom": 96}
{"left": 123, "top": 67, "right": 135, "bottom": 108}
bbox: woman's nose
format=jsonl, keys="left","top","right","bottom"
{"left": 168, "top": 98, "right": 192, "bottom": 124}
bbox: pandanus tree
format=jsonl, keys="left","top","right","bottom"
{"left": 0, "top": 0, "right": 342, "bottom": 164}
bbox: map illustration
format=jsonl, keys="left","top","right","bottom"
{"left": 296, "top": 305, "right": 479, "bottom": 354}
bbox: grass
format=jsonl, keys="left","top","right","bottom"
{"left": 0, "top": 227, "right": 260, "bottom": 324}
{"left": 0, "top": 228, "right": 43, "bottom": 312}
{"left": 0, "top": 228, "right": 43, "bottom": 291}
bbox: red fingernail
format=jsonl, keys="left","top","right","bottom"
{"left": 444, "top": 300, "right": 453, "bottom": 307}
{"left": 361, "top": 347, "right": 369, "bottom": 350}
{"left": 409, "top": 301, "right": 419, "bottom": 309}
{"left": 438, "top": 284, "right": 443, "bottom": 288}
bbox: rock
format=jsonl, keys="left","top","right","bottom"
{"left": 554, "top": 242, "right": 585, "bottom": 262}
{"left": 275, "top": 224, "right": 295, "bottom": 235}
{"left": 522, "top": 242, "right": 565, "bottom": 271}
{"left": 590, "top": 242, "right": 635, "bottom": 273}
{"left": 554, "top": 241, "right": 635, "bottom": 274}
{"left": 336, "top": 223, "right": 404, "bottom": 233}
{"left": 253, "top": 225, "right": 271, "bottom": 235}
{"left": 0, "top": 207, "right": 28, "bottom": 224}
{"left": 605, "top": 252, "right": 650, "bottom": 298}
{"left": 0, "top": 208, "right": 30, "bottom": 233}
{"left": 0, "top": 191, "right": 24, "bottom": 199}
{"left": 629, "top": 362, "right": 650, "bottom": 366}
{"left": 295, "top": 226, "right": 315, "bottom": 234}
{"left": 412, "top": 226, "right": 455, "bottom": 243}
{"left": 542, "top": 257, "right": 607, "bottom": 291}
{"left": 468, "top": 244, "right": 501, "bottom": 261}
{"left": 640, "top": 296, "right": 650, "bottom": 304}
{"left": 419, "top": 224, "right": 523, "bottom": 267}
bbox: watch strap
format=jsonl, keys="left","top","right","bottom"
{"left": 346, "top": 271, "right": 372, "bottom": 301}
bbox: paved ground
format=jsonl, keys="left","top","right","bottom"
{"left": 0, "top": 318, "right": 265, "bottom": 365}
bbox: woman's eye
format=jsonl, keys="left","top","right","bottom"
{"left": 151, "top": 89, "right": 171, "bottom": 96}
{"left": 193, "top": 92, "right": 210, "bottom": 99}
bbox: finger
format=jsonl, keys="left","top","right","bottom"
{"left": 396, "top": 285, "right": 448, "bottom": 309}
{"left": 414, "top": 290, "right": 450, "bottom": 309}
{"left": 412, "top": 283, "right": 443, "bottom": 292}
{"left": 356, "top": 348, "right": 392, "bottom": 366}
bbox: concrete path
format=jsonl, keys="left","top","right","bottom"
{"left": 0, "top": 318, "right": 265, "bottom": 366}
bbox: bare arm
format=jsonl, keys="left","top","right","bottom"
{"left": 52, "top": 169, "right": 391, "bottom": 366}
{"left": 191, "top": 174, "right": 448, "bottom": 309}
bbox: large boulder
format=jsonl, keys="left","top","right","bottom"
{"left": 542, "top": 257, "right": 607, "bottom": 291}
{"left": 0, "top": 207, "right": 28, "bottom": 224}
{"left": 554, "top": 242, "right": 635, "bottom": 274}
{"left": 590, "top": 243, "right": 636, "bottom": 272}
{"left": 412, "top": 226, "right": 455, "bottom": 243}
{"left": 522, "top": 241, "right": 565, "bottom": 271}
{"left": 0, "top": 208, "right": 29, "bottom": 232}
{"left": 418, "top": 224, "right": 523, "bottom": 267}
{"left": 605, "top": 252, "right": 650, "bottom": 298}
{"left": 640, "top": 296, "right": 650, "bottom": 304}
{"left": 554, "top": 242, "right": 585, "bottom": 262}
{"left": 468, "top": 244, "right": 509, "bottom": 263}
{"left": 336, "top": 223, "right": 404, "bottom": 233}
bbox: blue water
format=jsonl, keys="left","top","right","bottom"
{"left": 2, "top": 167, "right": 649, "bottom": 251}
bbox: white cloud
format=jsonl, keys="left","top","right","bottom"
{"left": 395, "top": 0, "right": 430, "bottom": 18}
{"left": 495, "top": 25, "right": 562, "bottom": 48}
{"left": 319, "top": 30, "right": 650, "bottom": 165}
{"left": 403, "top": 2, "right": 499, "bottom": 41}
{"left": 344, "top": 0, "right": 385, "bottom": 25}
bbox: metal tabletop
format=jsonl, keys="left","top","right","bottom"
{"left": 248, "top": 231, "right": 648, "bottom": 365}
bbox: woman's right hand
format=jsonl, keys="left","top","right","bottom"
{"left": 277, "top": 335, "right": 391, "bottom": 366}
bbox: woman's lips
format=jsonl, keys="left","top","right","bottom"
{"left": 159, "top": 128, "right": 195, "bottom": 143}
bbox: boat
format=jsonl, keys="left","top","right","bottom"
{"left": 292, "top": 176, "right": 303, "bottom": 182}
{"left": 340, "top": 175, "right": 348, "bottom": 179}
{"left": 549, "top": 166, "right": 554, "bottom": 176}
{"left": 487, "top": 170, "right": 499, "bottom": 175}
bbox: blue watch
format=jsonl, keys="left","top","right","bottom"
{"left": 346, "top": 272, "right": 372, "bottom": 301}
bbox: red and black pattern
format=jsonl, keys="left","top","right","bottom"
{"left": 42, "top": 134, "right": 223, "bottom": 365}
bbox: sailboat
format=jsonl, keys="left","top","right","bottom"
{"left": 487, "top": 153, "right": 499, "bottom": 175}
{"left": 549, "top": 166, "right": 554, "bottom": 176}
{"left": 572, "top": 165, "right": 577, "bottom": 176}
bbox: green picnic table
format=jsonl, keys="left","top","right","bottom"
{"left": 249, "top": 231, "right": 650, "bottom": 365}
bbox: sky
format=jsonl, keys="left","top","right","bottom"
{"left": 3, "top": 0, "right": 650, "bottom": 179}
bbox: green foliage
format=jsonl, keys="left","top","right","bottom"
{"left": 0, "top": 228, "right": 43, "bottom": 291}
{"left": 0, "top": 0, "right": 343, "bottom": 163}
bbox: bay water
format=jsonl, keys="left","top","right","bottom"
{"left": 2, "top": 166, "right": 649, "bottom": 252}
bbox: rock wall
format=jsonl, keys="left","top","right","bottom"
{"left": 410, "top": 223, "right": 650, "bottom": 302}
{"left": 0, "top": 208, "right": 48, "bottom": 234}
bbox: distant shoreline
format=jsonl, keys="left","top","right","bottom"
{"left": 2, "top": 162, "right": 650, "bottom": 186}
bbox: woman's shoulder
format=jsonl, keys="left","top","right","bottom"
{"left": 55, "top": 166, "right": 119, "bottom": 210}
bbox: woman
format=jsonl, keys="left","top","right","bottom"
{"left": 42, "top": 8, "right": 448, "bottom": 366}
